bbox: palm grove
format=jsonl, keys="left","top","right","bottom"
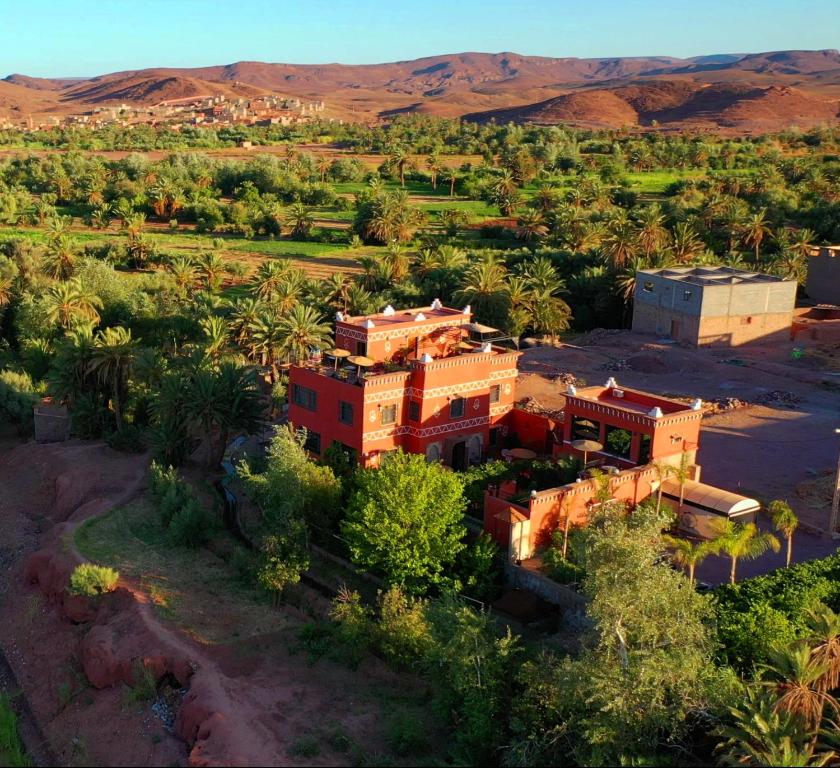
{"left": 1, "top": 118, "right": 840, "bottom": 766}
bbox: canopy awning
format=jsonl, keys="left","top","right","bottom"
{"left": 660, "top": 478, "right": 760, "bottom": 518}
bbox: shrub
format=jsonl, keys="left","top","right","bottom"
{"left": 0, "top": 369, "right": 38, "bottom": 426}
{"left": 168, "top": 497, "right": 211, "bottom": 548}
{"left": 455, "top": 533, "right": 502, "bottom": 602}
{"left": 713, "top": 551, "right": 840, "bottom": 671}
{"left": 377, "top": 587, "right": 432, "bottom": 668}
{"left": 69, "top": 563, "right": 119, "bottom": 596}
{"left": 148, "top": 461, "right": 178, "bottom": 502}
{"left": 330, "top": 587, "right": 373, "bottom": 665}
{"left": 105, "top": 424, "right": 145, "bottom": 453}
{"left": 384, "top": 709, "right": 428, "bottom": 756}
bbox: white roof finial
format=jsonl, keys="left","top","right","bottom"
{"left": 335, "top": 311, "right": 345, "bottom": 322}
{"left": 605, "top": 377, "right": 618, "bottom": 389}
{"left": 419, "top": 353, "right": 433, "bottom": 363}
{"left": 430, "top": 298, "right": 443, "bottom": 310}
{"left": 648, "top": 406, "right": 663, "bottom": 418}
{"left": 462, "top": 305, "right": 471, "bottom": 315}
{"left": 415, "top": 312, "right": 426, "bottom": 321}
{"left": 691, "top": 398, "right": 703, "bottom": 411}
{"left": 566, "top": 384, "right": 577, "bottom": 396}
{"left": 382, "top": 304, "right": 395, "bottom": 316}
{"left": 363, "top": 319, "right": 376, "bottom": 328}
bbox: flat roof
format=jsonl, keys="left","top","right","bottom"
{"left": 639, "top": 265, "right": 791, "bottom": 287}
{"left": 339, "top": 305, "right": 469, "bottom": 330}
{"left": 568, "top": 385, "right": 697, "bottom": 416}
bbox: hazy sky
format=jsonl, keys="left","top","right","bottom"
{"left": 3, "top": 0, "right": 839, "bottom": 77}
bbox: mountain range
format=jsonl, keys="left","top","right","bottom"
{"left": 3, "top": 49, "right": 840, "bottom": 131}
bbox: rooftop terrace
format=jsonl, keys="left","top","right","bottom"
{"left": 337, "top": 302, "right": 469, "bottom": 330}
{"left": 566, "top": 383, "right": 702, "bottom": 417}
{"left": 641, "top": 265, "right": 789, "bottom": 287}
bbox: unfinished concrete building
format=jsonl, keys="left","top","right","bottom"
{"left": 632, "top": 266, "right": 797, "bottom": 347}
{"left": 806, "top": 246, "right": 840, "bottom": 306}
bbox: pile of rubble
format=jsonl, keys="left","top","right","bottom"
{"left": 704, "top": 397, "right": 750, "bottom": 414}
{"left": 577, "top": 328, "right": 632, "bottom": 346}
{"left": 515, "top": 396, "right": 565, "bottom": 421}
{"left": 601, "top": 358, "right": 631, "bottom": 372}
{"left": 754, "top": 390, "right": 801, "bottom": 408}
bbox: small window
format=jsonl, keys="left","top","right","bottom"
{"left": 450, "top": 397, "right": 465, "bottom": 418}
{"left": 408, "top": 401, "right": 420, "bottom": 422}
{"left": 489, "top": 385, "right": 501, "bottom": 404}
{"left": 304, "top": 430, "right": 321, "bottom": 455}
{"left": 683, "top": 290, "right": 692, "bottom": 301}
{"left": 356, "top": 340, "right": 367, "bottom": 356}
{"left": 381, "top": 404, "right": 397, "bottom": 425}
{"left": 292, "top": 384, "right": 317, "bottom": 411}
{"left": 339, "top": 401, "right": 353, "bottom": 425}
{"left": 741, "top": 316, "right": 753, "bottom": 325}
{"left": 643, "top": 281, "right": 654, "bottom": 293}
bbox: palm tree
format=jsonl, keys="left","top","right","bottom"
{"left": 743, "top": 208, "right": 773, "bottom": 264}
{"left": 388, "top": 145, "right": 411, "bottom": 187}
{"left": 316, "top": 155, "right": 332, "bottom": 183}
{"left": 662, "top": 535, "right": 720, "bottom": 586}
{"left": 166, "top": 256, "right": 197, "bottom": 297}
{"left": 718, "top": 687, "right": 834, "bottom": 767}
{"left": 42, "top": 234, "right": 78, "bottom": 280}
{"left": 285, "top": 202, "right": 314, "bottom": 240}
{"left": 762, "top": 642, "right": 839, "bottom": 731}
{"left": 714, "top": 520, "right": 781, "bottom": 584}
{"left": 250, "top": 260, "right": 290, "bottom": 301}
{"left": 788, "top": 228, "right": 817, "bottom": 259}
{"left": 635, "top": 204, "right": 669, "bottom": 259}
{"left": 515, "top": 210, "right": 549, "bottom": 244}
{"left": 426, "top": 154, "right": 442, "bottom": 190}
{"left": 88, "top": 326, "right": 137, "bottom": 432}
{"left": 455, "top": 260, "right": 510, "bottom": 329}
{"left": 322, "top": 272, "right": 351, "bottom": 313}
{"left": 650, "top": 461, "right": 675, "bottom": 515}
{"left": 602, "top": 213, "right": 638, "bottom": 269}
{"left": 200, "top": 315, "right": 230, "bottom": 360}
{"left": 196, "top": 251, "right": 228, "bottom": 292}
{"left": 807, "top": 607, "right": 840, "bottom": 695}
{"left": 229, "top": 296, "right": 265, "bottom": 352}
{"left": 442, "top": 168, "right": 457, "bottom": 197}
{"left": 44, "top": 279, "right": 103, "bottom": 329}
{"left": 769, "top": 500, "right": 799, "bottom": 568}
{"left": 185, "top": 362, "right": 264, "bottom": 467}
{"left": 278, "top": 304, "right": 332, "bottom": 365}
{"left": 670, "top": 222, "right": 705, "bottom": 263}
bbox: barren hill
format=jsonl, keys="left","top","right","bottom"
{"left": 463, "top": 81, "right": 840, "bottom": 130}
{"left": 2, "top": 49, "right": 840, "bottom": 130}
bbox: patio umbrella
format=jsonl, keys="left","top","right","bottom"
{"left": 508, "top": 447, "right": 537, "bottom": 461}
{"left": 347, "top": 355, "right": 375, "bottom": 377}
{"left": 326, "top": 347, "right": 351, "bottom": 370}
{"left": 570, "top": 438, "right": 603, "bottom": 467}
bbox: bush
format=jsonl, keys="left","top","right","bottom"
{"left": 713, "top": 551, "right": 840, "bottom": 671}
{"left": 330, "top": 587, "right": 373, "bottom": 666}
{"left": 377, "top": 587, "right": 432, "bottom": 668}
{"left": 168, "top": 497, "right": 211, "bottom": 548}
{"left": 384, "top": 709, "right": 428, "bottom": 756}
{"left": 105, "top": 424, "right": 146, "bottom": 453}
{"left": 69, "top": 563, "right": 119, "bottom": 596}
{"left": 0, "top": 369, "right": 38, "bottom": 426}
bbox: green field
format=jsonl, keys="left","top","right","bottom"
{"left": 75, "top": 498, "right": 292, "bottom": 644}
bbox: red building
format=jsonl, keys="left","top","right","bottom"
{"left": 287, "top": 303, "right": 520, "bottom": 469}
{"left": 485, "top": 386, "right": 712, "bottom": 558}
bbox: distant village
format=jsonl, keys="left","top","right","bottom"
{"left": 0, "top": 93, "right": 329, "bottom": 132}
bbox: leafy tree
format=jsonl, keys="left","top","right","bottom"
{"left": 342, "top": 450, "right": 467, "bottom": 593}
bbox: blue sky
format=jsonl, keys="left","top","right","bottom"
{"left": 3, "top": 0, "right": 838, "bottom": 78}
